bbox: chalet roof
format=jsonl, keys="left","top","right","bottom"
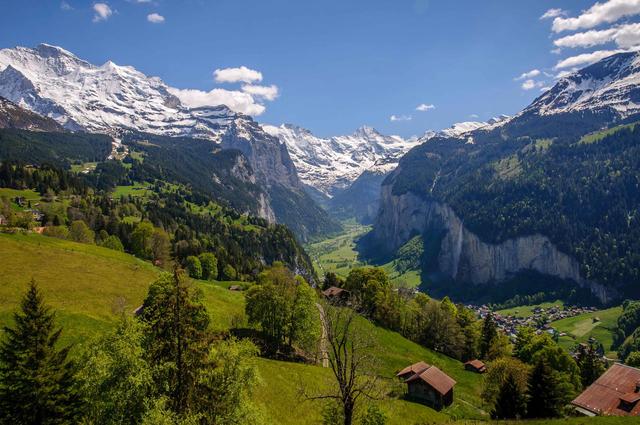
{"left": 464, "top": 359, "right": 486, "bottom": 370}
{"left": 397, "top": 361, "right": 430, "bottom": 377}
{"left": 405, "top": 365, "right": 456, "bottom": 395}
{"left": 322, "top": 286, "right": 348, "bottom": 297}
{"left": 572, "top": 363, "right": 640, "bottom": 416}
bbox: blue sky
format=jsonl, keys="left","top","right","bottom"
{"left": 1, "top": 0, "right": 638, "bottom": 137}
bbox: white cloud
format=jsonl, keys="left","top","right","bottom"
{"left": 555, "top": 68, "right": 579, "bottom": 79}
{"left": 552, "top": 0, "right": 640, "bottom": 33}
{"left": 469, "top": 114, "right": 479, "bottom": 119}
{"left": 554, "top": 23, "right": 640, "bottom": 49}
{"left": 241, "top": 84, "right": 279, "bottom": 101}
{"left": 214, "top": 66, "right": 262, "bottom": 84}
{"left": 521, "top": 79, "right": 545, "bottom": 90}
{"left": 61, "top": 1, "right": 73, "bottom": 10}
{"left": 554, "top": 48, "right": 625, "bottom": 69}
{"left": 515, "top": 69, "right": 541, "bottom": 80}
{"left": 389, "top": 114, "right": 412, "bottom": 122}
{"left": 167, "top": 87, "right": 266, "bottom": 116}
{"left": 92, "top": 3, "right": 112, "bottom": 22}
{"left": 416, "top": 103, "right": 435, "bottom": 111}
{"left": 540, "top": 8, "right": 566, "bottom": 19}
{"left": 147, "top": 13, "right": 165, "bottom": 23}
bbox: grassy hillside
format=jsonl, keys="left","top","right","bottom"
{"left": 551, "top": 306, "right": 622, "bottom": 359}
{"left": 1, "top": 232, "right": 634, "bottom": 424}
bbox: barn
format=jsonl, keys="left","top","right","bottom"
{"left": 397, "top": 362, "right": 456, "bottom": 410}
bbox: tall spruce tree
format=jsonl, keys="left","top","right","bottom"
{"left": 0, "top": 280, "right": 81, "bottom": 424}
{"left": 575, "top": 342, "right": 606, "bottom": 387}
{"left": 139, "top": 270, "right": 210, "bottom": 414}
{"left": 480, "top": 312, "right": 498, "bottom": 359}
{"left": 491, "top": 373, "right": 527, "bottom": 419}
{"left": 526, "top": 359, "right": 564, "bottom": 418}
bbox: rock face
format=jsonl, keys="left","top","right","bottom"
{"left": 372, "top": 185, "right": 615, "bottom": 303}
{"left": 0, "top": 96, "right": 64, "bottom": 132}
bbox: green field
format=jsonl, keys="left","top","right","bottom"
{"left": 112, "top": 182, "right": 153, "bottom": 198}
{"left": 579, "top": 121, "right": 638, "bottom": 145}
{"left": 496, "top": 301, "right": 565, "bottom": 318}
{"left": 307, "top": 222, "right": 421, "bottom": 287}
{"left": 551, "top": 306, "right": 622, "bottom": 359}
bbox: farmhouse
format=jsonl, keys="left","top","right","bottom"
{"left": 572, "top": 363, "right": 640, "bottom": 416}
{"left": 397, "top": 362, "right": 456, "bottom": 410}
{"left": 464, "top": 359, "right": 486, "bottom": 373}
{"left": 0, "top": 214, "right": 7, "bottom": 226}
{"left": 322, "top": 286, "right": 349, "bottom": 303}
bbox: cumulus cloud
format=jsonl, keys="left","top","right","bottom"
{"left": 214, "top": 66, "right": 262, "bottom": 84}
{"left": 521, "top": 79, "right": 545, "bottom": 90}
{"left": 93, "top": 3, "right": 112, "bottom": 22}
{"left": 147, "top": 13, "right": 165, "bottom": 23}
{"left": 416, "top": 103, "right": 435, "bottom": 111}
{"left": 167, "top": 87, "right": 266, "bottom": 116}
{"left": 515, "top": 69, "right": 541, "bottom": 80}
{"left": 554, "top": 23, "right": 640, "bottom": 49}
{"left": 552, "top": 0, "right": 640, "bottom": 33}
{"left": 540, "top": 8, "right": 566, "bottom": 19}
{"left": 241, "top": 84, "right": 279, "bottom": 101}
{"left": 554, "top": 48, "right": 625, "bottom": 69}
{"left": 390, "top": 114, "right": 412, "bottom": 122}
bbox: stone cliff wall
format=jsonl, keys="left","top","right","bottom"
{"left": 372, "top": 185, "right": 615, "bottom": 303}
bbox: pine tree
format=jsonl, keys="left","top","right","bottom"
{"left": 575, "top": 342, "right": 606, "bottom": 387}
{"left": 526, "top": 359, "right": 564, "bottom": 418}
{"left": 0, "top": 280, "right": 81, "bottom": 424}
{"left": 480, "top": 312, "right": 498, "bottom": 359}
{"left": 491, "top": 373, "right": 527, "bottom": 419}
{"left": 139, "top": 270, "right": 210, "bottom": 414}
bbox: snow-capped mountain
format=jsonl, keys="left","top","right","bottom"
{"left": 0, "top": 96, "right": 63, "bottom": 132}
{"left": 428, "top": 115, "right": 512, "bottom": 139}
{"left": 524, "top": 51, "right": 640, "bottom": 118}
{"left": 262, "top": 124, "right": 421, "bottom": 196}
{"left": 0, "top": 44, "right": 338, "bottom": 240}
{"left": 0, "top": 44, "right": 242, "bottom": 139}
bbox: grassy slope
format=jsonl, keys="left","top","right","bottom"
{"left": 0, "top": 232, "right": 633, "bottom": 424}
{"left": 550, "top": 306, "right": 622, "bottom": 359}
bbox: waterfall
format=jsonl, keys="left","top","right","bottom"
{"left": 451, "top": 222, "right": 464, "bottom": 279}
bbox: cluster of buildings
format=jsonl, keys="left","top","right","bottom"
{"left": 469, "top": 304, "right": 598, "bottom": 338}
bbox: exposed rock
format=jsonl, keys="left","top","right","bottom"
{"left": 371, "top": 184, "right": 615, "bottom": 303}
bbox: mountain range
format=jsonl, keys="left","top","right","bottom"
{"left": 0, "top": 44, "right": 338, "bottom": 240}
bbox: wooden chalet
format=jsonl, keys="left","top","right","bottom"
{"left": 322, "top": 286, "right": 349, "bottom": 302}
{"left": 397, "top": 362, "right": 456, "bottom": 410}
{"left": 464, "top": 359, "right": 486, "bottom": 373}
{"left": 572, "top": 363, "right": 640, "bottom": 416}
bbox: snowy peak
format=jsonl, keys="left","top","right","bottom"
{"left": 263, "top": 124, "right": 420, "bottom": 196}
{"left": 0, "top": 44, "right": 242, "bottom": 139}
{"left": 525, "top": 51, "right": 640, "bottom": 118}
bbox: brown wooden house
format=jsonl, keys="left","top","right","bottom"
{"left": 464, "top": 359, "right": 486, "bottom": 374}
{"left": 397, "top": 362, "right": 456, "bottom": 410}
{"left": 322, "top": 286, "right": 350, "bottom": 303}
{"left": 572, "top": 363, "right": 640, "bottom": 416}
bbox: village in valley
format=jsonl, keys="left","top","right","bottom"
{"left": 469, "top": 304, "right": 599, "bottom": 340}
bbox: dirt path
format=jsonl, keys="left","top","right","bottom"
{"left": 316, "top": 303, "right": 329, "bottom": 368}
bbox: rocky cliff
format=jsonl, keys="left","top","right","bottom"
{"left": 371, "top": 184, "right": 615, "bottom": 303}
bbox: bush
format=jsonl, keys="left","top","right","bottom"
{"left": 101, "top": 235, "right": 124, "bottom": 252}
{"left": 43, "top": 225, "right": 69, "bottom": 240}
{"left": 186, "top": 256, "right": 203, "bottom": 279}
{"left": 69, "top": 220, "right": 94, "bottom": 243}
{"left": 198, "top": 252, "right": 218, "bottom": 281}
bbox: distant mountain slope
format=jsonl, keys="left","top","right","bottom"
{"left": 0, "top": 44, "right": 337, "bottom": 240}
{"left": 365, "top": 51, "right": 640, "bottom": 304}
{"left": 0, "top": 96, "right": 63, "bottom": 131}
